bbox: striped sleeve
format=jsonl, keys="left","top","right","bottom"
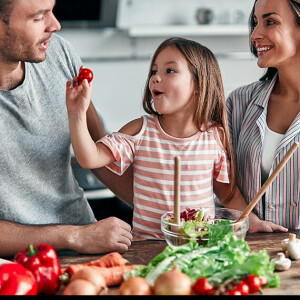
{"left": 99, "top": 133, "right": 135, "bottom": 175}
{"left": 213, "top": 151, "right": 230, "bottom": 183}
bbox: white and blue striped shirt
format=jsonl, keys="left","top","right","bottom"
{"left": 226, "top": 74, "right": 300, "bottom": 229}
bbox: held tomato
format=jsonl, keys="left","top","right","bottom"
{"left": 244, "top": 275, "right": 261, "bottom": 294}
{"left": 192, "top": 277, "right": 214, "bottom": 295}
{"left": 78, "top": 68, "right": 93, "bottom": 83}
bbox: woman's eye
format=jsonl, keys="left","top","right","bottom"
{"left": 166, "top": 68, "right": 175, "bottom": 74}
{"left": 266, "top": 19, "right": 275, "bottom": 25}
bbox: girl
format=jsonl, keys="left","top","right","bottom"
{"left": 66, "top": 37, "right": 239, "bottom": 240}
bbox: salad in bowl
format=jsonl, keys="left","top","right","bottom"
{"left": 161, "top": 207, "right": 249, "bottom": 247}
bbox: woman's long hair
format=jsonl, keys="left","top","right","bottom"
{"left": 143, "top": 37, "right": 236, "bottom": 202}
{"left": 249, "top": 0, "right": 300, "bottom": 81}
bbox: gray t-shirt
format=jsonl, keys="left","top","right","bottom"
{"left": 0, "top": 34, "right": 96, "bottom": 225}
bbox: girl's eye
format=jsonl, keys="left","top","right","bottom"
{"left": 166, "top": 68, "right": 175, "bottom": 74}
{"left": 151, "top": 70, "right": 157, "bottom": 76}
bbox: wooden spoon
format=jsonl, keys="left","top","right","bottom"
{"left": 234, "top": 141, "right": 299, "bottom": 225}
{"left": 174, "top": 156, "right": 181, "bottom": 225}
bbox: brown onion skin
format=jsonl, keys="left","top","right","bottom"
{"left": 70, "top": 267, "right": 106, "bottom": 294}
{"left": 63, "top": 279, "right": 98, "bottom": 295}
{"left": 119, "top": 277, "right": 153, "bottom": 295}
{"left": 153, "top": 264, "right": 192, "bottom": 295}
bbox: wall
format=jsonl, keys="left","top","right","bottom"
{"left": 57, "top": 0, "right": 264, "bottom": 133}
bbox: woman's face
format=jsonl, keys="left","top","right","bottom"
{"left": 250, "top": 0, "right": 300, "bottom": 69}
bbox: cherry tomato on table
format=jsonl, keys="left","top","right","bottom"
{"left": 192, "top": 277, "right": 214, "bottom": 295}
{"left": 78, "top": 68, "right": 93, "bottom": 83}
{"left": 236, "top": 281, "right": 250, "bottom": 295}
{"left": 244, "top": 275, "right": 261, "bottom": 294}
{"left": 228, "top": 289, "right": 242, "bottom": 295}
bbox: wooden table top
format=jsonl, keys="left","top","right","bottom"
{"left": 58, "top": 230, "right": 300, "bottom": 295}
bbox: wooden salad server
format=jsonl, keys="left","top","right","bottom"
{"left": 234, "top": 141, "right": 299, "bottom": 225}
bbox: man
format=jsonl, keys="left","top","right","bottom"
{"left": 0, "top": 0, "right": 133, "bottom": 257}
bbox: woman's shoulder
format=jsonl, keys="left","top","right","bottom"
{"left": 228, "top": 79, "right": 271, "bottom": 100}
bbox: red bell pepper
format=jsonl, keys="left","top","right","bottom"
{"left": 0, "top": 262, "right": 38, "bottom": 295}
{"left": 14, "top": 244, "right": 61, "bottom": 295}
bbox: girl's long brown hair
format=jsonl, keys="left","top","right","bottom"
{"left": 143, "top": 37, "right": 236, "bottom": 203}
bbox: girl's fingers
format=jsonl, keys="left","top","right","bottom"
{"left": 66, "top": 80, "right": 73, "bottom": 89}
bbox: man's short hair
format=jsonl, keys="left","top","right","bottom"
{"left": 0, "top": 0, "right": 14, "bottom": 24}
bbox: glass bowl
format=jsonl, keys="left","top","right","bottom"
{"left": 161, "top": 207, "right": 249, "bottom": 247}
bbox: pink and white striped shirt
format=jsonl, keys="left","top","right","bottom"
{"left": 227, "top": 74, "right": 300, "bottom": 229}
{"left": 100, "top": 115, "right": 230, "bottom": 240}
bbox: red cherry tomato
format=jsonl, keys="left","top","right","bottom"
{"left": 244, "top": 275, "right": 261, "bottom": 294}
{"left": 236, "top": 281, "right": 249, "bottom": 295}
{"left": 192, "top": 277, "right": 214, "bottom": 295}
{"left": 259, "top": 276, "right": 268, "bottom": 286}
{"left": 78, "top": 68, "right": 93, "bottom": 83}
{"left": 228, "top": 289, "right": 242, "bottom": 295}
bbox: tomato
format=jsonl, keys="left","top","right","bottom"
{"left": 259, "top": 276, "right": 268, "bottom": 286}
{"left": 244, "top": 275, "right": 261, "bottom": 294}
{"left": 236, "top": 281, "right": 249, "bottom": 295}
{"left": 192, "top": 277, "right": 214, "bottom": 295}
{"left": 78, "top": 68, "right": 93, "bottom": 83}
{"left": 228, "top": 289, "right": 242, "bottom": 295}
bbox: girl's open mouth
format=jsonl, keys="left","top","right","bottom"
{"left": 152, "top": 89, "right": 164, "bottom": 97}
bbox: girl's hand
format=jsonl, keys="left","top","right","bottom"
{"left": 66, "top": 76, "right": 92, "bottom": 116}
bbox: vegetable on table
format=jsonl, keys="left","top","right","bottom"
{"left": 14, "top": 244, "right": 61, "bottom": 295}
{"left": 271, "top": 253, "right": 291, "bottom": 271}
{"left": 281, "top": 233, "right": 300, "bottom": 251}
{"left": 69, "top": 267, "right": 107, "bottom": 294}
{"left": 119, "top": 276, "right": 152, "bottom": 295}
{"left": 62, "top": 265, "right": 134, "bottom": 287}
{"left": 282, "top": 233, "right": 300, "bottom": 261}
{"left": 62, "top": 279, "right": 98, "bottom": 295}
{"left": 123, "top": 227, "right": 280, "bottom": 295}
{"left": 192, "top": 277, "right": 214, "bottom": 295}
{"left": 0, "top": 262, "right": 38, "bottom": 295}
{"left": 153, "top": 263, "right": 192, "bottom": 295}
{"left": 61, "top": 251, "right": 127, "bottom": 275}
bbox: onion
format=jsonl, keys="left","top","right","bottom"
{"left": 63, "top": 279, "right": 98, "bottom": 295}
{"left": 119, "top": 277, "right": 152, "bottom": 295}
{"left": 153, "top": 263, "right": 192, "bottom": 295}
{"left": 70, "top": 267, "right": 107, "bottom": 294}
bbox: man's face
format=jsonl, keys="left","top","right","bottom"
{"left": 0, "top": 0, "right": 61, "bottom": 63}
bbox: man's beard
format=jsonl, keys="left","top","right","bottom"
{"left": 0, "top": 28, "right": 46, "bottom": 64}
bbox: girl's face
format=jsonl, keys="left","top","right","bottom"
{"left": 250, "top": 0, "right": 300, "bottom": 69}
{"left": 149, "top": 46, "right": 196, "bottom": 116}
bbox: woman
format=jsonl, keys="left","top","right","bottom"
{"left": 226, "top": 0, "right": 300, "bottom": 231}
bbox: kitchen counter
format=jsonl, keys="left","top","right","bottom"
{"left": 58, "top": 230, "right": 300, "bottom": 295}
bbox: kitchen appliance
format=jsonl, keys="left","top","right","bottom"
{"left": 53, "top": 0, "right": 119, "bottom": 28}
